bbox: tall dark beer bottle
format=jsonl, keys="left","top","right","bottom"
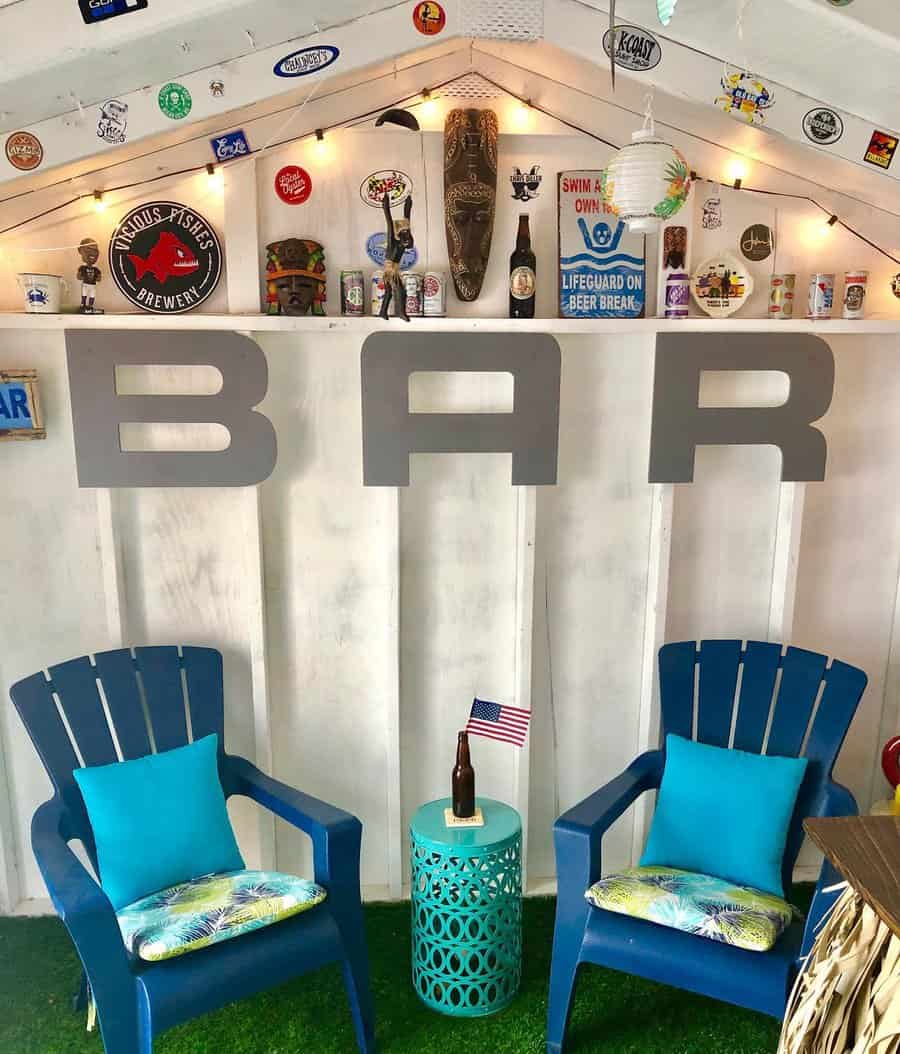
{"left": 509, "top": 213, "right": 536, "bottom": 318}
{"left": 452, "top": 731, "right": 476, "bottom": 818}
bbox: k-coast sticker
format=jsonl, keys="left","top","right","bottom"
{"left": 802, "top": 108, "right": 843, "bottom": 146}
{"left": 273, "top": 46, "right": 339, "bottom": 78}
{"left": 602, "top": 25, "right": 661, "bottom": 72}
{"left": 109, "top": 201, "right": 222, "bottom": 314}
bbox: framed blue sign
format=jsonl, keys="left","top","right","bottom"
{"left": 210, "top": 130, "right": 251, "bottom": 162}
{"left": 0, "top": 371, "right": 45, "bottom": 440}
{"left": 558, "top": 171, "right": 645, "bottom": 318}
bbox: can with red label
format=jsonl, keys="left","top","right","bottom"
{"left": 371, "top": 271, "right": 386, "bottom": 316}
{"left": 808, "top": 273, "right": 835, "bottom": 319}
{"left": 424, "top": 271, "right": 447, "bottom": 316}
{"left": 664, "top": 272, "right": 690, "bottom": 318}
{"left": 769, "top": 273, "right": 796, "bottom": 319}
{"left": 340, "top": 269, "right": 365, "bottom": 316}
{"left": 403, "top": 272, "right": 424, "bottom": 317}
{"left": 842, "top": 270, "right": 868, "bottom": 319}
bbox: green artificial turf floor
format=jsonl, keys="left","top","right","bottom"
{"left": 0, "top": 895, "right": 798, "bottom": 1054}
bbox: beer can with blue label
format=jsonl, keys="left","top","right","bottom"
{"left": 808, "top": 274, "right": 835, "bottom": 319}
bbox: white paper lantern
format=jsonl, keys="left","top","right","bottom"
{"left": 602, "top": 123, "right": 691, "bottom": 234}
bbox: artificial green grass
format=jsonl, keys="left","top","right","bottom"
{"left": 0, "top": 894, "right": 803, "bottom": 1053}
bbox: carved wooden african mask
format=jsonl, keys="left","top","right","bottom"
{"left": 444, "top": 108, "right": 498, "bottom": 302}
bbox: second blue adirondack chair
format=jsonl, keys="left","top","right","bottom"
{"left": 10, "top": 646, "right": 376, "bottom": 1054}
{"left": 546, "top": 640, "right": 867, "bottom": 1054}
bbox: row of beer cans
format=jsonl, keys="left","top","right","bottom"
{"left": 339, "top": 270, "right": 448, "bottom": 317}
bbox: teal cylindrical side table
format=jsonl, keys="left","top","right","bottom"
{"left": 410, "top": 797, "right": 522, "bottom": 1017}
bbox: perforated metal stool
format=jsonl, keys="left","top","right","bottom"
{"left": 410, "top": 798, "right": 522, "bottom": 1017}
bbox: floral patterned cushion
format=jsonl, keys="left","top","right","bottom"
{"left": 116, "top": 869, "right": 327, "bottom": 962}
{"left": 585, "top": 866, "right": 794, "bottom": 953}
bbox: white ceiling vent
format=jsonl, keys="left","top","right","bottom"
{"left": 438, "top": 73, "right": 503, "bottom": 101}
{"left": 460, "top": 0, "right": 544, "bottom": 41}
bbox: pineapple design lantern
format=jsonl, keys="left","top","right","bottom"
{"left": 602, "top": 123, "right": 691, "bottom": 234}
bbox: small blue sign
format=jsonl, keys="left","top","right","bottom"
{"left": 0, "top": 382, "right": 33, "bottom": 429}
{"left": 273, "top": 45, "right": 340, "bottom": 78}
{"left": 366, "top": 232, "right": 418, "bottom": 270}
{"left": 79, "top": 0, "right": 148, "bottom": 24}
{"left": 210, "top": 129, "right": 251, "bottom": 162}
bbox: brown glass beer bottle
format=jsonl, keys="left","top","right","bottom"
{"left": 452, "top": 731, "right": 476, "bottom": 818}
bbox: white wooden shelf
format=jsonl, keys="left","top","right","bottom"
{"left": 2, "top": 312, "right": 900, "bottom": 334}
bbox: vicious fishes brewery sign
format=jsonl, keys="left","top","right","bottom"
{"left": 602, "top": 24, "right": 661, "bottom": 72}
{"left": 109, "top": 202, "right": 222, "bottom": 314}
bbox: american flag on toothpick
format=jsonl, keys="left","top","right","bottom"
{"left": 466, "top": 697, "right": 531, "bottom": 747}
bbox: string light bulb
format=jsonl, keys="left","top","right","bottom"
{"left": 512, "top": 99, "right": 533, "bottom": 130}
{"left": 92, "top": 191, "right": 107, "bottom": 213}
{"left": 205, "top": 163, "right": 224, "bottom": 192}
{"left": 312, "top": 128, "right": 330, "bottom": 161}
{"left": 725, "top": 158, "right": 747, "bottom": 188}
{"left": 420, "top": 89, "right": 437, "bottom": 119}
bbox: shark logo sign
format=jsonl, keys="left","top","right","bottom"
{"left": 109, "top": 201, "right": 222, "bottom": 314}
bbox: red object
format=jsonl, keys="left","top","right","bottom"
{"left": 882, "top": 736, "right": 900, "bottom": 789}
{"left": 128, "top": 231, "right": 198, "bottom": 284}
{"left": 274, "top": 165, "right": 313, "bottom": 205}
{"left": 413, "top": 1, "right": 446, "bottom": 35}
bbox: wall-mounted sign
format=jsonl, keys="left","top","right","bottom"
{"left": 602, "top": 25, "right": 662, "bottom": 72}
{"left": 109, "top": 201, "right": 222, "bottom": 314}
{"left": 275, "top": 165, "right": 313, "bottom": 205}
{"left": 5, "top": 131, "right": 42, "bottom": 172}
{"left": 511, "top": 165, "right": 542, "bottom": 201}
{"left": 210, "top": 130, "right": 250, "bottom": 162}
{"left": 273, "top": 45, "right": 340, "bottom": 78}
{"left": 802, "top": 108, "right": 843, "bottom": 146}
{"left": 97, "top": 100, "right": 128, "bottom": 145}
{"left": 413, "top": 2, "right": 446, "bottom": 35}
{"left": 740, "top": 223, "right": 775, "bottom": 262}
{"left": 158, "top": 83, "right": 192, "bottom": 120}
{"left": 0, "top": 370, "right": 44, "bottom": 441}
{"left": 558, "top": 171, "right": 645, "bottom": 318}
{"left": 366, "top": 232, "right": 418, "bottom": 270}
{"left": 715, "top": 68, "right": 774, "bottom": 126}
{"left": 79, "top": 0, "right": 148, "bottom": 24}
{"left": 360, "top": 170, "right": 413, "bottom": 209}
{"left": 864, "top": 130, "right": 898, "bottom": 170}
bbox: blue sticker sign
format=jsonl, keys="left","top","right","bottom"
{"left": 79, "top": 0, "right": 148, "bottom": 24}
{"left": 0, "top": 382, "right": 34, "bottom": 429}
{"left": 558, "top": 171, "right": 645, "bottom": 318}
{"left": 366, "top": 232, "right": 419, "bottom": 270}
{"left": 210, "top": 129, "right": 251, "bottom": 162}
{"left": 273, "top": 45, "right": 340, "bottom": 78}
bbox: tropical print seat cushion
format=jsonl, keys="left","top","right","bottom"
{"left": 585, "top": 866, "right": 794, "bottom": 953}
{"left": 116, "top": 869, "right": 327, "bottom": 962}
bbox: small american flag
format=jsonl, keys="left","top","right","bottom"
{"left": 466, "top": 697, "right": 531, "bottom": 747}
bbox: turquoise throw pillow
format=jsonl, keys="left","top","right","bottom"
{"left": 74, "top": 734, "right": 244, "bottom": 910}
{"left": 640, "top": 734, "right": 808, "bottom": 897}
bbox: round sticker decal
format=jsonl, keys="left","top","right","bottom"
{"left": 803, "top": 108, "right": 844, "bottom": 146}
{"left": 740, "top": 223, "right": 775, "bottom": 262}
{"left": 360, "top": 170, "right": 413, "bottom": 209}
{"left": 5, "top": 131, "right": 43, "bottom": 171}
{"left": 413, "top": 1, "right": 446, "bottom": 35}
{"left": 109, "top": 201, "right": 222, "bottom": 314}
{"left": 275, "top": 165, "right": 313, "bottom": 205}
{"left": 158, "top": 83, "right": 192, "bottom": 120}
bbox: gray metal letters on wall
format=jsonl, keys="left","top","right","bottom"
{"left": 361, "top": 332, "right": 561, "bottom": 486}
{"left": 65, "top": 331, "right": 277, "bottom": 487}
{"left": 649, "top": 333, "right": 835, "bottom": 483}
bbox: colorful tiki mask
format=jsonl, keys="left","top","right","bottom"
{"left": 444, "top": 108, "right": 498, "bottom": 302}
{"left": 265, "top": 238, "right": 326, "bottom": 316}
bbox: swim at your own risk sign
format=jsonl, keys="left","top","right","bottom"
{"left": 558, "top": 171, "right": 645, "bottom": 318}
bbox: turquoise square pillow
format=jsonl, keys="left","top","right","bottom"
{"left": 640, "top": 734, "right": 808, "bottom": 897}
{"left": 74, "top": 734, "right": 244, "bottom": 910}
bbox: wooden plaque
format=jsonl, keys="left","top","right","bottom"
{"left": 0, "top": 370, "right": 44, "bottom": 440}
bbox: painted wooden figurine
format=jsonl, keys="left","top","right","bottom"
{"left": 76, "top": 238, "right": 102, "bottom": 314}
{"left": 380, "top": 192, "right": 414, "bottom": 322}
{"left": 264, "top": 239, "right": 326, "bottom": 316}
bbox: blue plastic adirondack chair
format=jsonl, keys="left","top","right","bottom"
{"left": 10, "top": 646, "right": 376, "bottom": 1054}
{"left": 546, "top": 640, "right": 867, "bottom": 1054}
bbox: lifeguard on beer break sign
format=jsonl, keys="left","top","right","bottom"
{"left": 558, "top": 171, "right": 645, "bottom": 319}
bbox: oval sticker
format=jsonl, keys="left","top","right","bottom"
{"left": 360, "top": 170, "right": 413, "bottom": 209}
{"left": 273, "top": 45, "right": 340, "bottom": 78}
{"left": 275, "top": 165, "right": 313, "bottom": 205}
{"left": 366, "top": 232, "right": 418, "bottom": 270}
{"left": 602, "top": 25, "right": 661, "bottom": 72}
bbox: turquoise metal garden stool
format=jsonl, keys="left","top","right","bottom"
{"left": 410, "top": 798, "right": 522, "bottom": 1017}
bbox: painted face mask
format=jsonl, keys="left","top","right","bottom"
{"left": 443, "top": 108, "right": 498, "bottom": 302}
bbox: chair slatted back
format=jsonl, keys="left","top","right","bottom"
{"left": 658, "top": 640, "right": 867, "bottom": 890}
{"left": 10, "top": 646, "right": 224, "bottom": 849}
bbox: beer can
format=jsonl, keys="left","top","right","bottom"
{"left": 403, "top": 272, "right": 424, "bottom": 317}
{"left": 842, "top": 270, "right": 868, "bottom": 319}
{"left": 424, "top": 271, "right": 448, "bottom": 317}
{"left": 808, "top": 273, "right": 835, "bottom": 319}
{"left": 664, "top": 272, "right": 690, "bottom": 318}
{"left": 371, "top": 271, "right": 386, "bottom": 316}
{"left": 340, "top": 269, "right": 365, "bottom": 316}
{"left": 769, "top": 273, "right": 796, "bottom": 319}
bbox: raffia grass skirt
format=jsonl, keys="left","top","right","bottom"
{"left": 779, "top": 885, "right": 900, "bottom": 1054}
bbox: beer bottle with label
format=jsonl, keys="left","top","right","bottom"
{"left": 452, "top": 731, "right": 476, "bottom": 818}
{"left": 509, "top": 214, "right": 536, "bottom": 318}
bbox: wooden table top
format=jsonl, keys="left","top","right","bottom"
{"left": 804, "top": 815, "right": 900, "bottom": 938}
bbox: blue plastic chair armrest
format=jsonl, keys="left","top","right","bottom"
{"left": 223, "top": 755, "right": 362, "bottom": 889}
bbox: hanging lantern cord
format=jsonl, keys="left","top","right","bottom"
{"left": 642, "top": 91, "right": 656, "bottom": 138}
